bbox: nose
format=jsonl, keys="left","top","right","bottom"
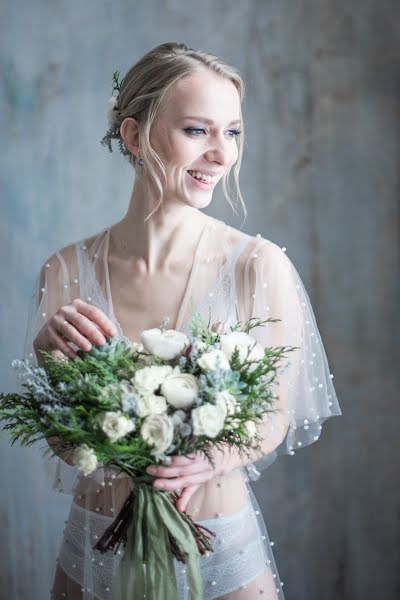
{"left": 203, "top": 131, "right": 234, "bottom": 167}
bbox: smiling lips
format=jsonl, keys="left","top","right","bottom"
{"left": 187, "top": 170, "right": 219, "bottom": 184}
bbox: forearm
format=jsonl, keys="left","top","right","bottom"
{"left": 46, "top": 435, "right": 76, "bottom": 466}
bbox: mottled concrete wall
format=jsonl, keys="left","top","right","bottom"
{"left": 1, "top": 1, "right": 398, "bottom": 599}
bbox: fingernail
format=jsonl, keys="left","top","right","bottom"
{"left": 146, "top": 467, "right": 156, "bottom": 475}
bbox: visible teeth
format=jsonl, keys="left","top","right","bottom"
{"left": 188, "top": 170, "right": 216, "bottom": 183}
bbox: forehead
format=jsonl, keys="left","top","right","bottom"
{"left": 161, "top": 70, "right": 242, "bottom": 123}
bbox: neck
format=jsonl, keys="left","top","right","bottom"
{"left": 110, "top": 178, "right": 209, "bottom": 274}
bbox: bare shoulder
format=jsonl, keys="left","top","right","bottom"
{"left": 215, "top": 219, "right": 288, "bottom": 269}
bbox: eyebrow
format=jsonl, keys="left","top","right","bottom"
{"left": 182, "top": 116, "right": 242, "bottom": 126}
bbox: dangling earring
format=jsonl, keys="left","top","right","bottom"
{"left": 137, "top": 154, "right": 144, "bottom": 171}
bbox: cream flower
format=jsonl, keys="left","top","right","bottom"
{"left": 135, "top": 394, "right": 167, "bottom": 418}
{"left": 141, "top": 414, "right": 174, "bottom": 456}
{"left": 191, "top": 403, "right": 226, "bottom": 438}
{"left": 72, "top": 444, "right": 98, "bottom": 476}
{"left": 96, "top": 410, "right": 135, "bottom": 443}
{"left": 161, "top": 372, "right": 199, "bottom": 409}
{"left": 193, "top": 340, "right": 207, "bottom": 352}
{"left": 243, "top": 420, "right": 257, "bottom": 438}
{"left": 141, "top": 328, "right": 190, "bottom": 360}
{"left": 106, "top": 95, "right": 119, "bottom": 125}
{"left": 215, "top": 390, "right": 239, "bottom": 418}
{"left": 133, "top": 365, "right": 173, "bottom": 396}
{"left": 197, "top": 349, "right": 230, "bottom": 372}
{"left": 220, "top": 331, "right": 265, "bottom": 367}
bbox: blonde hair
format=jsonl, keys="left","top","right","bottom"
{"left": 105, "top": 42, "right": 247, "bottom": 222}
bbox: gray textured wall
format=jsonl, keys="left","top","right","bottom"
{"left": 1, "top": 1, "right": 399, "bottom": 599}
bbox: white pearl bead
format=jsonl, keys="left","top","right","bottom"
{"left": 297, "top": 441, "right": 302, "bottom": 446}
{"left": 45, "top": 263, "right": 50, "bottom": 268}
{"left": 73, "top": 278, "right": 79, "bottom": 283}
{"left": 314, "top": 435, "right": 319, "bottom": 440}
{"left": 270, "top": 541, "right": 275, "bottom": 546}
{"left": 41, "top": 312, "right": 46, "bottom": 317}
{"left": 252, "top": 253, "right": 258, "bottom": 258}
{"left": 256, "top": 233, "right": 262, "bottom": 237}
{"left": 87, "top": 296, "right": 92, "bottom": 301}
{"left": 40, "top": 287, "right": 46, "bottom": 293}
{"left": 281, "top": 247, "right": 286, "bottom": 252}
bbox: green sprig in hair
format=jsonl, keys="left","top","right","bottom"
{"left": 100, "top": 69, "right": 130, "bottom": 157}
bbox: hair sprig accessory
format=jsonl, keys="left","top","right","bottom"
{"left": 100, "top": 69, "right": 130, "bottom": 157}
{"left": 106, "top": 69, "right": 122, "bottom": 125}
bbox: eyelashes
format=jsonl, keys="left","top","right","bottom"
{"left": 183, "top": 127, "right": 242, "bottom": 138}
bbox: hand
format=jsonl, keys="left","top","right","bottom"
{"left": 146, "top": 452, "right": 221, "bottom": 513}
{"left": 33, "top": 298, "right": 117, "bottom": 364}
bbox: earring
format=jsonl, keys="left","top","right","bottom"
{"left": 138, "top": 157, "right": 144, "bottom": 167}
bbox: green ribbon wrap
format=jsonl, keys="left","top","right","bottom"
{"left": 112, "top": 483, "right": 203, "bottom": 600}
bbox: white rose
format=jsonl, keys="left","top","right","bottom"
{"left": 73, "top": 444, "right": 98, "bottom": 476}
{"left": 133, "top": 365, "right": 173, "bottom": 396}
{"left": 97, "top": 410, "right": 135, "bottom": 443}
{"left": 161, "top": 373, "right": 199, "bottom": 409}
{"left": 193, "top": 340, "right": 207, "bottom": 352}
{"left": 243, "top": 420, "right": 257, "bottom": 438}
{"left": 135, "top": 394, "right": 167, "bottom": 418}
{"left": 125, "top": 341, "right": 145, "bottom": 356}
{"left": 215, "top": 390, "right": 238, "bottom": 417}
{"left": 220, "top": 331, "right": 265, "bottom": 367}
{"left": 141, "top": 328, "right": 190, "bottom": 360}
{"left": 197, "top": 349, "right": 230, "bottom": 372}
{"left": 191, "top": 403, "right": 226, "bottom": 438}
{"left": 106, "top": 95, "right": 119, "bottom": 125}
{"left": 141, "top": 414, "right": 174, "bottom": 456}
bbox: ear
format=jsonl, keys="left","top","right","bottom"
{"left": 120, "top": 117, "right": 140, "bottom": 157}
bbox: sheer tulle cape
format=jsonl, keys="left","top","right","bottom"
{"left": 19, "top": 216, "right": 341, "bottom": 599}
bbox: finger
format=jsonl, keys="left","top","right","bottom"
{"left": 72, "top": 299, "right": 117, "bottom": 336}
{"left": 60, "top": 310, "right": 107, "bottom": 347}
{"left": 147, "top": 458, "right": 210, "bottom": 479}
{"left": 47, "top": 328, "right": 77, "bottom": 360}
{"left": 176, "top": 485, "right": 200, "bottom": 513}
{"left": 53, "top": 314, "right": 94, "bottom": 351}
{"left": 153, "top": 471, "right": 213, "bottom": 491}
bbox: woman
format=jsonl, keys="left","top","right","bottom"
{"left": 26, "top": 42, "right": 341, "bottom": 599}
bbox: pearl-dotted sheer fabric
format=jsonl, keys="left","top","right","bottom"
{"left": 22, "top": 216, "right": 341, "bottom": 599}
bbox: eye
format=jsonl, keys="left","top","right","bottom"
{"left": 183, "top": 128, "right": 206, "bottom": 136}
{"left": 183, "top": 127, "right": 242, "bottom": 138}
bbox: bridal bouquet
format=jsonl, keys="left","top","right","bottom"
{"left": 0, "top": 310, "right": 297, "bottom": 599}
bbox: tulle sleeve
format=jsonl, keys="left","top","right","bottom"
{"left": 236, "top": 236, "right": 342, "bottom": 479}
{"left": 21, "top": 244, "right": 83, "bottom": 494}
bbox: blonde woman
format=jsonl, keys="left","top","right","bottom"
{"left": 27, "top": 42, "right": 341, "bottom": 599}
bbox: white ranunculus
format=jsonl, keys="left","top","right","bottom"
{"left": 220, "top": 331, "right": 265, "bottom": 367}
{"left": 141, "top": 414, "right": 174, "bottom": 456}
{"left": 135, "top": 394, "right": 167, "bottom": 418}
{"left": 191, "top": 403, "right": 226, "bottom": 438}
{"left": 141, "top": 328, "right": 190, "bottom": 360}
{"left": 197, "top": 349, "right": 230, "bottom": 372}
{"left": 73, "top": 444, "right": 98, "bottom": 476}
{"left": 243, "top": 420, "right": 257, "bottom": 438}
{"left": 215, "top": 390, "right": 239, "bottom": 418}
{"left": 96, "top": 410, "right": 135, "bottom": 443}
{"left": 133, "top": 365, "right": 173, "bottom": 396}
{"left": 106, "top": 95, "right": 119, "bottom": 125}
{"left": 161, "top": 372, "right": 199, "bottom": 409}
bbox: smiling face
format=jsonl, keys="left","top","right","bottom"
{"left": 148, "top": 69, "right": 243, "bottom": 209}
